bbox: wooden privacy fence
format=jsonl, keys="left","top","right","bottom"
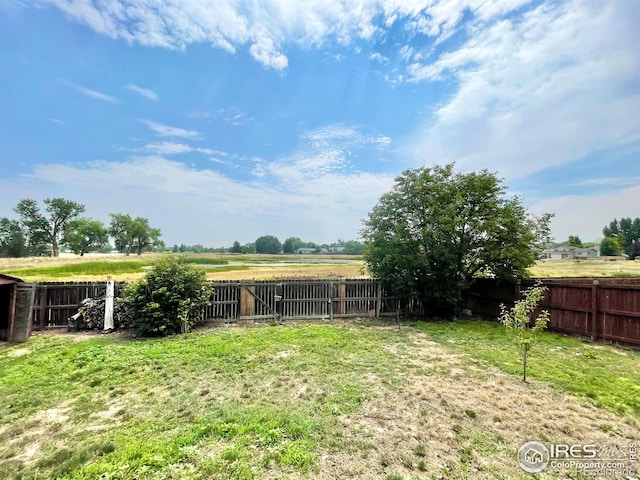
{"left": 31, "top": 279, "right": 399, "bottom": 330}
{"left": 29, "top": 278, "right": 640, "bottom": 345}
{"left": 466, "top": 278, "right": 640, "bottom": 346}
{"left": 32, "top": 282, "right": 125, "bottom": 331}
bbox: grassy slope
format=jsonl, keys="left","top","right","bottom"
{"left": 1, "top": 321, "right": 639, "bottom": 479}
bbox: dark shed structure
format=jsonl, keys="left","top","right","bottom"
{"left": 0, "top": 274, "right": 33, "bottom": 343}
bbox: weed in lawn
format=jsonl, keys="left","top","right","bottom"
{"left": 385, "top": 473, "right": 404, "bottom": 480}
{"left": 401, "top": 455, "right": 413, "bottom": 469}
{"left": 412, "top": 444, "right": 426, "bottom": 457}
{"left": 464, "top": 409, "right": 477, "bottom": 419}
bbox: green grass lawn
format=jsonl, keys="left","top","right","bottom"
{"left": 1, "top": 321, "right": 638, "bottom": 480}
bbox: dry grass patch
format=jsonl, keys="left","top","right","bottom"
{"left": 322, "top": 334, "right": 639, "bottom": 479}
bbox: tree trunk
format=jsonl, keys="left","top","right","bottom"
{"left": 52, "top": 238, "right": 59, "bottom": 257}
{"left": 522, "top": 349, "right": 528, "bottom": 383}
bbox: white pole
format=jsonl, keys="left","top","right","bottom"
{"left": 104, "top": 280, "right": 115, "bottom": 330}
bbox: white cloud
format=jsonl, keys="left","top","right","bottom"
{"left": 62, "top": 80, "right": 120, "bottom": 103}
{"left": 398, "top": 45, "right": 414, "bottom": 62}
{"left": 38, "top": 0, "right": 534, "bottom": 70}
{"left": 125, "top": 84, "right": 158, "bottom": 101}
{"left": 405, "top": 0, "right": 640, "bottom": 180}
{"left": 49, "top": 118, "right": 64, "bottom": 124}
{"left": 3, "top": 123, "right": 395, "bottom": 245}
{"left": 141, "top": 120, "right": 201, "bottom": 139}
{"left": 141, "top": 142, "right": 213, "bottom": 155}
{"left": 7, "top": 154, "right": 391, "bottom": 245}
{"left": 369, "top": 52, "right": 388, "bottom": 63}
{"left": 249, "top": 33, "right": 288, "bottom": 70}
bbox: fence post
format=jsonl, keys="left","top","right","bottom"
{"left": 104, "top": 280, "right": 115, "bottom": 330}
{"left": 38, "top": 285, "right": 48, "bottom": 330}
{"left": 336, "top": 282, "right": 346, "bottom": 315}
{"left": 591, "top": 280, "right": 599, "bottom": 341}
{"left": 375, "top": 281, "right": 382, "bottom": 318}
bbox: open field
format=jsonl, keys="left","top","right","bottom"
{"left": 1, "top": 320, "right": 638, "bottom": 479}
{"left": 530, "top": 258, "right": 640, "bottom": 277}
{"left": 0, "top": 254, "right": 367, "bottom": 282}
{"left": 3, "top": 254, "right": 640, "bottom": 282}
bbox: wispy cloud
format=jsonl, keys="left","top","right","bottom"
{"left": 13, "top": 154, "right": 392, "bottom": 245}
{"left": 38, "top": 0, "right": 534, "bottom": 71}
{"left": 569, "top": 176, "right": 640, "bottom": 188}
{"left": 8, "top": 123, "right": 396, "bottom": 244}
{"left": 141, "top": 120, "right": 201, "bottom": 139}
{"left": 141, "top": 141, "right": 213, "bottom": 155}
{"left": 369, "top": 52, "right": 388, "bottom": 63}
{"left": 405, "top": 1, "right": 640, "bottom": 180}
{"left": 62, "top": 80, "right": 120, "bottom": 103}
{"left": 126, "top": 84, "right": 158, "bottom": 101}
{"left": 49, "top": 118, "right": 64, "bottom": 124}
{"left": 262, "top": 124, "right": 394, "bottom": 198}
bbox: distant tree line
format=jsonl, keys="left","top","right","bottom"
{"left": 170, "top": 237, "right": 365, "bottom": 255}
{"left": 0, "top": 197, "right": 163, "bottom": 258}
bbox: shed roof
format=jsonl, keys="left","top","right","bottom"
{"left": 0, "top": 273, "right": 24, "bottom": 285}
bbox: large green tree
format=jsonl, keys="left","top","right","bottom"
{"left": 343, "top": 240, "right": 364, "bottom": 255}
{"left": 602, "top": 217, "right": 640, "bottom": 259}
{"left": 0, "top": 218, "right": 27, "bottom": 258}
{"left": 63, "top": 218, "right": 109, "bottom": 256}
{"left": 241, "top": 243, "right": 256, "bottom": 254}
{"left": 109, "top": 214, "right": 162, "bottom": 256}
{"left": 599, "top": 236, "right": 622, "bottom": 256}
{"left": 282, "top": 237, "right": 305, "bottom": 254}
{"left": 362, "top": 164, "right": 553, "bottom": 316}
{"left": 566, "top": 235, "right": 583, "bottom": 247}
{"left": 14, "top": 198, "right": 85, "bottom": 257}
{"left": 255, "top": 235, "right": 282, "bottom": 254}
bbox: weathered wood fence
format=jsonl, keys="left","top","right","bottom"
{"left": 30, "top": 280, "right": 399, "bottom": 330}
{"left": 28, "top": 278, "right": 640, "bottom": 345}
{"left": 465, "top": 278, "right": 640, "bottom": 346}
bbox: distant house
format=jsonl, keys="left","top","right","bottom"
{"left": 572, "top": 247, "right": 599, "bottom": 259}
{"left": 541, "top": 246, "right": 599, "bottom": 260}
{"left": 295, "top": 248, "right": 316, "bottom": 254}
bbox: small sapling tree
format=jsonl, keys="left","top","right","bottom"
{"left": 500, "top": 284, "right": 550, "bottom": 383}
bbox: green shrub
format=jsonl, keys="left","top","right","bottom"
{"left": 121, "top": 256, "right": 213, "bottom": 336}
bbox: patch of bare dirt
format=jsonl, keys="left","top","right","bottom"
{"left": 6, "top": 347, "right": 30, "bottom": 357}
{"left": 316, "top": 334, "right": 640, "bottom": 479}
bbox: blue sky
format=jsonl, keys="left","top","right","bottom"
{"left": 1, "top": 0, "right": 639, "bottom": 247}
